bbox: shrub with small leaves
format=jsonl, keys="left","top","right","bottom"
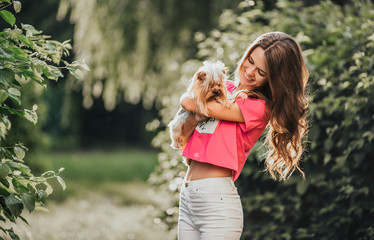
{"left": 0, "top": 0, "right": 88, "bottom": 239}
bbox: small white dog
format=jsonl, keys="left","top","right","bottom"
{"left": 168, "top": 60, "right": 230, "bottom": 151}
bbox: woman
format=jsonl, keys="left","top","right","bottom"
{"left": 177, "top": 32, "right": 309, "bottom": 240}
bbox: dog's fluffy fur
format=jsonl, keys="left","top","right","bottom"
{"left": 168, "top": 60, "right": 229, "bottom": 151}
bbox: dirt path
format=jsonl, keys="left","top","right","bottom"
{"left": 3, "top": 182, "right": 177, "bottom": 240}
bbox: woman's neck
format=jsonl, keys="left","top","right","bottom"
{"left": 235, "top": 83, "right": 250, "bottom": 92}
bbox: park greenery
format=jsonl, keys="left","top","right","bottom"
{"left": 0, "top": 0, "right": 88, "bottom": 239}
{"left": 57, "top": 0, "right": 243, "bottom": 111}
{"left": 1, "top": 0, "right": 373, "bottom": 239}
{"left": 149, "top": 0, "right": 373, "bottom": 239}
{"left": 62, "top": 0, "right": 373, "bottom": 239}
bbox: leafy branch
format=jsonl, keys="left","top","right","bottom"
{"left": 0, "top": 0, "right": 89, "bottom": 239}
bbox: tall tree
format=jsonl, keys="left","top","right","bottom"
{"left": 58, "top": 0, "right": 242, "bottom": 110}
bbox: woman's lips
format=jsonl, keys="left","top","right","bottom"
{"left": 244, "top": 72, "right": 254, "bottom": 82}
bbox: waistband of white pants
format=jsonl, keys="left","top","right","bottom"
{"left": 183, "top": 177, "right": 235, "bottom": 188}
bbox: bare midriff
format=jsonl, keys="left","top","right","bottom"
{"left": 186, "top": 159, "right": 232, "bottom": 181}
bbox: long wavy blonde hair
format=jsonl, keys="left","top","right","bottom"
{"left": 234, "top": 32, "right": 309, "bottom": 180}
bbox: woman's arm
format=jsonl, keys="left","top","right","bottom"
{"left": 181, "top": 96, "right": 245, "bottom": 122}
{"left": 175, "top": 111, "right": 200, "bottom": 151}
{"left": 181, "top": 113, "right": 200, "bottom": 138}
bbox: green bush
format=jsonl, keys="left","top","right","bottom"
{"left": 0, "top": 1, "right": 88, "bottom": 238}
{"left": 150, "top": 1, "right": 374, "bottom": 239}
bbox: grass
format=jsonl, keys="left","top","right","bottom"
{"left": 28, "top": 147, "right": 160, "bottom": 202}
{"left": 31, "top": 147, "right": 159, "bottom": 183}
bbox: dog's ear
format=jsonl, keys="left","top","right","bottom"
{"left": 223, "top": 67, "right": 228, "bottom": 75}
{"left": 197, "top": 71, "right": 206, "bottom": 81}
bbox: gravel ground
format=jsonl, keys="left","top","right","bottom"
{"left": 2, "top": 182, "right": 177, "bottom": 240}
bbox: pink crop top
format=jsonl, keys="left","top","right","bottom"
{"left": 182, "top": 80, "right": 269, "bottom": 181}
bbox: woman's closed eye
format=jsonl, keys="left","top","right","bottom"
{"left": 248, "top": 57, "right": 265, "bottom": 77}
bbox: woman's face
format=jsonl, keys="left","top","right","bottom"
{"left": 239, "top": 47, "right": 267, "bottom": 90}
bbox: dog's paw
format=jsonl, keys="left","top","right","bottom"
{"left": 175, "top": 138, "right": 184, "bottom": 149}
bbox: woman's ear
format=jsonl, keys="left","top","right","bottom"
{"left": 197, "top": 71, "right": 206, "bottom": 81}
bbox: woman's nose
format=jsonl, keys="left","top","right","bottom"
{"left": 245, "top": 66, "right": 256, "bottom": 76}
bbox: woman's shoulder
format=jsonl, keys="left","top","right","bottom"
{"left": 238, "top": 97, "right": 267, "bottom": 109}
{"left": 236, "top": 97, "right": 269, "bottom": 118}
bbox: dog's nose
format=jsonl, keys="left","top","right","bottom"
{"left": 213, "top": 90, "right": 219, "bottom": 95}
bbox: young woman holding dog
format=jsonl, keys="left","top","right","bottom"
{"left": 177, "top": 32, "right": 309, "bottom": 240}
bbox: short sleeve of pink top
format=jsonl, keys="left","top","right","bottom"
{"left": 182, "top": 80, "right": 269, "bottom": 181}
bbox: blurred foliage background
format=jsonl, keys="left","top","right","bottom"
{"left": 3, "top": 0, "right": 374, "bottom": 239}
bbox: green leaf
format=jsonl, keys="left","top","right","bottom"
{"left": 21, "top": 69, "right": 46, "bottom": 85}
{"left": 18, "top": 215, "right": 28, "bottom": 224}
{"left": 8, "top": 94, "right": 21, "bottom": 105}
{"left": 1, "top": 178, "right": 10, "bottom": 188}
{"left": 0, "top": 10, "right": 16, "bottom": 26}
{"left": 0, "top": 181, "right": 10, "bottom": 196}
{"left": 13, "top": 1, "right": 22, "bottom": 13}
{"left": 41, "top": 170, "right": 55, "bottom": 178}
{"left": 8, "top": 228, "right": 20, "bottom": 240}
{"left": 0, "top": 69, "right": 15, "bottom": 86}
{"left": 323, "top": 153, "right": 331, "bottom": 165}
{"left": 21, "top": 24, "right": 42, "bottom": 37}
{"left": 0, "top": 47, "right": 13, "bottom": 59}
{"left": 0, "top": 163, "right": 10, "bottom": 179}
{"left": 23, "top": 109, "right": 38, "bottom": 124}
{"left": 12, "top": 178, "right": 28, "bottom": 192}
{"left": 69, "top": 61, "right": 90, "bottom": 71}
{"left": 8, "top": 28, "right": 22, "bottom": 39}
{"left": 8, "top": 87, "right": 20, "bottom": 97}
{"left": 26, "top": 183, "right": 35, "bottom": 192}
{"left": 69, "top": 68, "right": 84, "bottom": 80}
{"left": 4, "top": 105, "right": 25, "bottom": 118}
{"left": 17, "top": 165, "right": 31, "bottom": 175}
{"left": 56, "top": 176, "right": 66, "bottom": 190}
{"left": 43, "top": 65, "right": 63, "bottom": 80}
{"left": 21, "top": 193, "right": 35, "bottom": 212}
{"left": 35, "top": 189, "right": 47, "bottom": 199}
{"left": 10, "top": 47, "right": 28, "bottom": 61}
{"left": 7, "top": 161, "right": 20, "bottom": 170}
{"left": 0, "top": 89, "right": 9, "bottom": 103}
{"left": 1, "top": 0, "right": 11, "bottom": 3}
{"left": 35, "top": 182, "right": 47, "bottom": 191}
{"left": 82, "top": 63, "right": 90, "bottom": 71}
{"left": 13, "top": 146, "right": 25, "bottom": 160}
{"left": 296, "top": 181, "right": 308, "bottom": 195}
{"left": 34, "top": 205, "right": 49, "bottom": 213}
{"left": 1, "top": 117, "right": 11, "bottom": 130}
{"left": 44, "top": 182, "right": 53, "bottom": 195}
{"left": 14, "top": 74, "right": 26, "bottom": 85}
{"left": 4, "top": 195, "right": 23, "bottom": 217}
{"left": 6, "top": 93, "right": 21, "bottom": 105}
{"left": 18, "top": 35, "right": 33, "bottom": 48}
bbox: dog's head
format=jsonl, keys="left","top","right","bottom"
{"left": 189, "top": 61, "right": 229, "bottom": 115}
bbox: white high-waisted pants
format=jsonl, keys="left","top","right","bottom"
{"left": 178, "top": 177, "right": 243, "bottom": 240}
